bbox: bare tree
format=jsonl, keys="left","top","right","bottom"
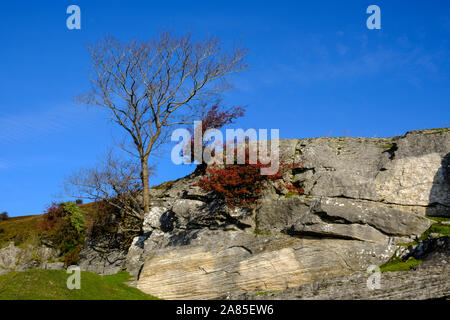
{"left": 64, "top": 151, "right": 151, "bottom": 219}
{"left": 79, "top": 32, "right": 247, "bottom": 214}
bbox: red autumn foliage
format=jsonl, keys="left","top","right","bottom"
{"left": 285, "top": 183, "right": 305, "bottom": 194}
{"left": 39, "top": 203, "right": 65, "bottom": 231}
{"left": 195, "top": 147, "right": 304, "bottom": 208}
{"left": 186, "top": 104, "right": 245, "bottom": 163}
{"left": 201, "top": 105, "right": 245, "bottom": 132}
{"left": 186, "top": 104, "right": 304, "bottom": 208}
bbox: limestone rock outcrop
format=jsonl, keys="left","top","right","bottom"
{"left": 122, "top": 128, "right": 449, "bottom": 299}
{"left": 72, "top": 128, "right": 450, "bottom": 299}
{"left": 230, "top": 236, "right": 450, "bottom": 300}
{"left": 0, "top": 242, "right": 62, "bottom": 274}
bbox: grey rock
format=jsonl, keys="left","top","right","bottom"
{"left": 142, "top": 206, "right": 168, "bottom": 233}
{"left": 78, "top": 247, "right": 126, "bottom": 275}
{"left": 291, "top": 220, "right": 388, "bottom": 242}
{"left": 230, "top": 236, "right": 450, "bottom": 300}
{"left": 129, "top": 129, "right": 450, "bottom": 299}
{"left": 256, "top": 196, "right": 431, "bottom": 241}
{"left": 230, "top": 265, "right": 450, "bottom": 300}
{"left": 0, "top": 242, "right": 59, "bottom": 273}
{"left": 43, "top": 262, "right": 65, "bottom": 270}
{"left": 136, "top": 230, "right": 397, "bottom": 300}
{"left": 308, "top": 197, "right": 433, "bottom": 237}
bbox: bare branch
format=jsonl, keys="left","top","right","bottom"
{"left": 78, "top": 31, "right": 247, "bottom": 213}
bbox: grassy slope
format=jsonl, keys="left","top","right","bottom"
{"left": 0, "top": 203, "right": 100, "bottom": 248}
{"left": 0, "top": 215, "right": 44, "bottom": 247}
{"left": 1, "top": 212, "right": 159, "bottom": 300}
{"left": 0, "top": 269, "right": 160, "bottom": 300}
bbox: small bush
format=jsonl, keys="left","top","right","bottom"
{"left": 39, "top": 202, "right": 87, "bottom": 266}
{"left": 0, "top": 212, "right": 8, "bottom": 221}
{"left": 183, "top": 104, "right": 245, "bottom": 164}
{"left": 195, "top": 147, "right": 303, "bottom": 208}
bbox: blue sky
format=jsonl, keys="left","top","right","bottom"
{"left": 1, "top": 0, "right": 449, "bottom": 216}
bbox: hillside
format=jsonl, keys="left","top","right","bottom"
{"left": 0, "top": 215, "right": 44, "bottom": 248}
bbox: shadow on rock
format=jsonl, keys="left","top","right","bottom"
{"left": 426, "top": 152, "right": 450, "bottom": 217}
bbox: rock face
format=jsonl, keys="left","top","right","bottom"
{"left": 136, "top": 231, "right": 398, "bottom": 299}
{"left": 78, "top": 241, "right": 127, "bottom": 275}
{"left": 125, "top": 128, "right": 450, "bottom": 299}
{"left": 230, "top": 265, "right": 450, "bottom": 300}
{"left": 230, "top": 237, "right": 450, "bottom": 300}
{"left": 0, "top": 242, "right": 62, "bottom": 274}
{"left": 76, "top": 128, "right": 449, "bottom": 299}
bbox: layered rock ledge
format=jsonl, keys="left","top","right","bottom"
{"left": 78, "top": 128, "right": 449, "bottom": 299}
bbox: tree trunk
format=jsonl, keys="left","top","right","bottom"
{"left": 141, "top": 158, "right": 151, "bottom": 214}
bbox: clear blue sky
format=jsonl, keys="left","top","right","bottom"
{"left": 1, "top": 0, "right": 449, "bottom": 216}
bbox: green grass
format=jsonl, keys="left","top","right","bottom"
{"left": 380, "top": 257, "right": 423, "bottom": 273}
{"left": 285, "top": 191, "right": 301, "bottom": 198}
{"left": 429, "top": 223, "right": 450, "bottom": 236}
{"left": 425, "top": 216, "right": 450, "bottom": 224}
{"left": 253, "top": 229, "right": 272, "bottom": 236}
{"left": 377, "top": 143, "right": 395, "bottom": 149}
{"left": 423, "top": 128, "right": 450, "bottom": 135}
{"left": 420, "top": 216, "right": 450, "bottom": 241}
{"left": 0, "top": 269, "right": 160, "bottom": 300}
{"left": 380, "top": 216, "right": 450, "bottom": 273}
{"left": 254, "top": 290, "right": 279, "bottom": 296}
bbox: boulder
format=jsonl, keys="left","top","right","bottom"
{"left": 136, "top": 230, "right": 396, "bottom": 299}
{"left": 0, "top": 242, "right": 59, "bottom": 273}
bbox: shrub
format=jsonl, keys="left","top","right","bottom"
{"left": 63, "top": 202, "right": 86, "bottom": 234}
{"left": 184, "top": 104, "right": 245, "bottom": 164}
{"left": 75, "top": 199, "right": 83, "bottom": 205}
{"left": 195, "top": 147, "right": 303, "bottom": 208}
{"left": 39, "top": 202, "right": 87, "bottom": 266}
{"left": 0, "top": 212, "right": 8, "bottom": 221}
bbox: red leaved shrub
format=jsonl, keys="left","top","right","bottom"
{"left": 195, "top": 149, "right": 304, "bottom": 208}
{"left": 188, "top": 103, "right": 304, "bottom": 208}
{"left": 186, "top": 104, "right": 245, "bottom": 163}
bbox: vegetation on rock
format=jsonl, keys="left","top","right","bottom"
{"left": 39, "top": 202, "right": 87, "bottom": 266}
{"left": 0, "top": 215, "right": 44, "bottom": 248}
{"left": 195, "top": 140, "right": 304, "bottom": 208}
{"left": 380, "top": 216, "right": 450, "bottom": 272}
{"left": 380, "top": 256, "right": 423, "bottom": 272}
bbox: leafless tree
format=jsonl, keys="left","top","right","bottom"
{"left": 79, "top": 32, "right": 247, "bottom": 214}
{"left": 64, "top": 151, "right": 152, "bottom": 219}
